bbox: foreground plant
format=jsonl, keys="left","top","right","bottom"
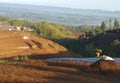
{"left": 12, "top": 56, "right": 20, "bottom": 61}
{"left": 12, "top": 56, "right": 28, "bottom": 62}
{"left": 0, "top": 59, "right": 6, "bottom": 63}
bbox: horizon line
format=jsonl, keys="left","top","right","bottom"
{"left": 0, "top": 2, "right": 120, "bottom": 12}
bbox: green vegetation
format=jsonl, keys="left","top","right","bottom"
{"left": 0, "top": 16, "right": 71, "bottom": 39}
{"left": 1, "top": 15, "right": 120, "bottom": 57}
{"left": 100, "top": 21, "right": 106, "bottom": 34}
{"left": 114, "top": 19, "right": 120, "bottom": 29}
{"left": 0, "top": 56, "right": 28, "bottom": 63}
{"left": 35, "top": 22, "right": 70, "bottom": 39}
{"left": 54, "top": 19, "right": 120, "bottom": 57}
{"left": 75, "top": 25, "right": 102, "bottom": 39}
{"left": 0, "top": 59, "right": 7, "bottom": 63}
{"left": 104, "top": 39, "right": 120, "bottom": 57}
{"left": 12, "top": 56, "right": 19, "bottom": 61}
{"left": 1, "top": 3, "right": 120, "bottom": 26}
{"left": 12, "top": 56, "right": 28, "bottom": 62}
{"left": 54, "top": 39, "right": 95, "bottom": 57}
{"left": 0, "top": 16, "right": 31, "bottom": 27}
{"left": 75, "top": 19, "right": 120, "bottom": 38}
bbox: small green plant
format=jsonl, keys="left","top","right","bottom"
{"left": 20, "top": 56, "right": 24, "bottom": 60}
{"left": 24, "top": 56, "right": 28, "bottom": 60}
{"left": 12, "top": 56, "right": 20, "bottom": 61}
{"left": 112, "top": 39, "right": 120, "bottom": 45}
{"left": 12, "top": 56, "right": 28, "bottom": 62}
{"left": 20, "top": 56, "right": 28, "bottom": 60}
{"left": 0, "top": 59, "right": 6, "bottom": 63}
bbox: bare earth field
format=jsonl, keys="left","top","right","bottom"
{"left": 0, "top": 59, "right": 120, "bottom": 83}
{"left": 0, "top": 30, "right": 120, "bottom": 83}
{"left": 0, "top": 30, "right": 72, "bottom": 58}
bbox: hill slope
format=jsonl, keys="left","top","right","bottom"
{"left": 0, "top": 3, "right": 120, "bottom": 26}
{"left": 92, "top": 30, "right": 120, "bottom": 48}
{"left": 0, "top": 30, "right": 75, "bottom": 58}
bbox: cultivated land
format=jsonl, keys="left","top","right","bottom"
{"left": 0, "top": 30, "right": 120, "bottom": 83}
{"left": 0, "top": 30, "right": 75, "bottom": 58}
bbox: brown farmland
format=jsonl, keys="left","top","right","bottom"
{"left": 0, "top": 30, "right": 120, "bottom": 83}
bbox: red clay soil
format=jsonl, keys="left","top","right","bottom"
{"left": 0, "top": 30, "right": 120, "bottom": 83}
{"left": 0, "top": 30, "right": 70, "bottom": 58}
{"left": 88, "top": 59, "right": 120, "bottom": 72}
{"left": 0, "top": 59, "right": 120, "bottom": 83}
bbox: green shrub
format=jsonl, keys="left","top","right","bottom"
{"left": 24, "top": 56, "right": 28, "bottom": 60}
{"left": 12, "top": 56, "right": 20, "bottom": 61}
{"left": 112, "top": 39, "right": 120, "bottom": 45}
{"left": 12, "top": 56, "right": 28, "bottom": 62}
{"left": 0, "top": 59, "right": 6, "bottom": 63}
{"left": 20, "top": 56, "right": 24, "bottom": 60}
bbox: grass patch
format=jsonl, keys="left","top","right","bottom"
{"left": 12, "top": 56, "right": 20, "bottom": 61}
{"left": 12, "top": 56, "right": 28, "bottom": 62}
{"left": 0, "top": 59, "right": 7, "bottom": 63}
{"left": 20, "top": 56, "right": 28, "bottom": 60}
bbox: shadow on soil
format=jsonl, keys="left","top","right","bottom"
{"left": 28, "top": 51, "right": 80, "bottom": 59}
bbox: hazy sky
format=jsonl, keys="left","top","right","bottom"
{"left": 0, "top": 0, "right": 120, "bottom": 11}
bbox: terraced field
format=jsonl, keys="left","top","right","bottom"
{"left": 0, "top": 30, "right": 71, "bottom": 58}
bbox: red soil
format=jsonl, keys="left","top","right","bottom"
{"left": 0, "top": 30, "right": 71, "bottom": 58}
{"left": 0, "top": 30, "right": 120, "bottom": 83}
{"left": 88, "top": 59, "right": 120, "bottom": 72}
{"left": 0, "top": 59, "right": 120, "bottom": 83}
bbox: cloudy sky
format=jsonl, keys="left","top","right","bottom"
{"left": 0, "top": 0, "right": 120, "bottom": 11}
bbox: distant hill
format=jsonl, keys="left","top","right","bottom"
{"left": 0, "top": 30, "right": 77, "bottom": 58}
{"left": 0, "top": 3, "right": 120, "bottom": 26}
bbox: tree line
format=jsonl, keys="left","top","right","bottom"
{"left": 74, "top": 19, "right": 120, "bottom": 39}
{"left": 1, "top": 16, "right": 120, "bottom": 57}
{"left": 0, "top": 16, "right": 70, "bottom": 39}
{"left": 54, "top": 19, "right": 120, "bottom": 57}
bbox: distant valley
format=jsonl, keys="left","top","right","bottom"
{"left": 0, "top": 3, "right": 120, "bottom": 26}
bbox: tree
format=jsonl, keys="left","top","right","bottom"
{"left": 35, "top": 22, "right": 70, "bottom": 39}
{"left": 112, "top": 39, "right": 120, "bottom": 45}
{"left": 114, "top": 19, "right": 119, "bottom": 29}
{"left": 109, "top": 19, "right": 112, "bottom": 30}
{"left": 94, "top": 26, "right": 102, "bottom": 35}
{"left": 100, "top": 21, "right": 106, "bottom": 33}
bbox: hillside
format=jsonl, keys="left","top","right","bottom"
{"left": 0, "top": 30, "right": 76, "bottom": 58}
{"left": 89, "top": 29, "right": 120, "bottom": 57}
{"left": 92, "top": 30, "right": 120, "bottom": 48}
{"left": 0, "top": 30, "right": 120, "bottom": 83}
{"left": 0, "top": 3, "right": 120, "bottom": 26}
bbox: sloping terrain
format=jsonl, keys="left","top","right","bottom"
{"left": 0, "top": 30, "right": 75, "bottom": 58}
{"left": 88, "top": 59, "right": 120, "bottom": 72}
{"left": 0, "top": 30, "right": 120, "bottom": 83}
{"left": 92, "top": 30, "right": 120, "bottom": 48}
{"left": 0, "top": 60, "right": 120, "bottom": 83}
